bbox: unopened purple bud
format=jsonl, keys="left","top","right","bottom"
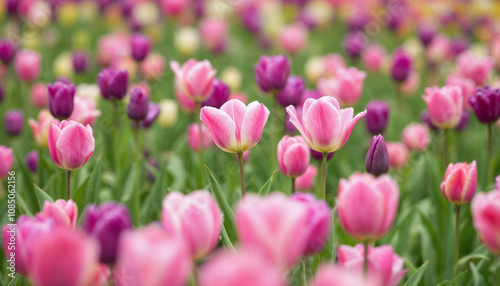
{"left": 390, "top": 50, "right": 412, "bottom": 82}
{"left": 127, "top": 88, "right": 149, "bottom": 121}
{"left": 310, "top": 149, "right": 334, "bottom": 161}
{"left": 0, "top": 40, "right": 15, "bottom": 65}
{"left": 455, "top": 111, "right": 470, "bottom": 132}
{"left": 276, "top": 76, "right": 305, "bottom": 107}
{"left": 343, "top": 33, "right": 365, "bottom": 59}
{"left": 365, "top": 135, "right": 389, "bottom": 176}
{"left": 469, "top": 86, "right": 500, "bottom": 124}
{"left": 254, "top": 55, "right": 291, "bottom": 94}
{"left": 83, "top": 202, "right": 132, "bottom": 264}
{"left": 130, "top": 33, "right": 152, "bottom": 62}
{"left": 26, "top": 150, "right": 38, "bottom": 173}
{"left": 97, "top": 68, "right": 129, "bottom": 101}
{"left": 417, "top": 24, "right": 435, "bottom": 46}
{"left": 72, "top": 51, "right": 89, "bottom": 73}
{"left": 365, "top": 100, "right": 389, "bottom": 135}
{"left": 4, "top": 109, "right": 24, "bottom": 136}
{"left": 202, "top": 78, "right": 230, "bottom": 109}
{"left": 139, "top": 103, "right": 160, "bottom": 128}
{"left": 48, "top": 81, "right": 76, "bottom": 120}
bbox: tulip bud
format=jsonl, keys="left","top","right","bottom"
{"left": 386, "top": 142, "right": 409, "bottom": 169}
{"left": 187, "top": 123, "right": 213, "bottom": 152}
{"left": 4, "top": 109, "right": 24, "bottom": 136}
{"left": 278, "top": 23, "right": 308, "bottom": 55}
{"left": 140, "top": 53, "right": 165, "bottom": 81}
{"left": 97, "top": 68, "right": 129, "bottom": 101}
{"left": 469, "top": 87, "right": 500, "bottom": 124}
{"left": 277, "top": 135, "right": 310, "bottom": 178}
{"left": 26, "top": 150, "right": 38, "bottom": 173}
{"left": 31, "top": 83, "right": 49, "bottom": 108}
{"left": 130, "top": 33, "right": 152, "bottom": 62}
{"left": 220, "top": 67, "right": 242, "bottom": 92}
{"left": 254, "top": 55, "right": 291, "bottom": 94}
{"left": 343, "top": 32, "right": 365, "bottom": 59}
{"left": 199, "top": 18, "right": 229, "bottom": 53}
{"left": 42, "top": 199, "right": 78, "bottom": 228}
{"left": 441, "top": 161, "right": 477, "bottom": 205}
{"left": 138, "top": 103, "right": 160, "bottom": 128}
{"left": 0, "top": 39, "right": 16, "bottom": 65}
{"left": 242, "top": 7, "right": 261, "bottom": 33}
{"left": 83, "top": 202, "right": 133, "bottom": 264}
{"left": 457, "top": 52, "right": 493, "bottom": 86}
{"left": 402, "top": 122, "right": 430, "bottom": 152}
{"left": 48, "top": 81, "right": 76, "bottom": 120}
{"left": 72, "top": 51, "right": 90, "bottom": 73}
{"left": 174, "top": 27, "right": 201, "bottom": 56}
{"left": 6, "top": 0, "right": 19, "bottom": 16}
{"left": 127, "top": 88, "right": 149, "bottom": 121}
{"left": 0, "top": 146, "right": 13, "bottom": 179}
{"left": 15, "top": 49, "right": 41, "bottom": 82}
{"left": 276, "top": 76, "right": 305, "bottom": 107}
{"left": 365, "top": 100, "right": 389, "bottom": 135}
{"left": 417, "top": 24, "right": 435, "bottom": 46}
{"left": 365, "top": 135, "right": 389, "bottom": 176}
{"left": 362, "top": 44, "right": 386, "bottom": 73}
{"left": 295, "top": 165, "right": 318, "bottom": 191}
{"left": 158, "top": 99, "right": 178, "bottom": 127}
{"left": 390, "top": 50, "right": 412, "bottom": 83}
{"left": 202, "top": 78, "right": 230, "bottom": 109}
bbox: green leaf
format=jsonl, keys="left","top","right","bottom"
{"left": 257, "top": 170, "right": 278, "bottom": 196}
{"left": 16, "top": 197, "right": 33, "bottom": 217}
{"left": 6, "top": 275, "right": 20, "bottom": 286}
{"left": 469, "top": 262, "right": 484, "bottom": 286}
{"left": 13, "top": 151, "right": 37, "bottom": 212}
{"left": 120, "top": 166, "right": 136, "bottom": 203}
{"left": 456, "top": 254, "right": 490, "bottom": 270}
{"left": 84, "top": 157, "right": 102, "bottom": 206}
{"left": 140, "top": 162, "right": 167, "bottom": 224}
{"left": 403, "top": 261, "right": 429, "bottom": 286}
{"left": 34, "top": 183, "right": 54, "bottom": 209}
{"left": 220, "top": 224, "right": 236, "bottom": 252}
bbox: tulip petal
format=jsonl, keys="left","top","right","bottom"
{"left": 220, "top": 99, "right": 247, "bottom": 141}
{"left": 55, "top": 123, "right": 95, "bottom": 170}
{"left": 240, "top": 102, "right": 270, "bottom": 149}
{"left": 339, "top": 109, "right": 367, "bottom": 148}
{"left": 201, "top": 107, "right": 237, "bottom": 153}
{"left": 303, "top": 99, "right": 341, "bottom": 152}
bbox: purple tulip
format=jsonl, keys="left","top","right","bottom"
{"left": 469, "top": 87, "right": 500, "bottom": 124}
{"left": 386, "top": 14, "right": 401, "bottom": 31}
{"left": 4, "top": 109, "right": 24, "bottom": 136}
{"left": 97, "top": 68, "right": 129, "bottom": 101}
{"left": 127, "top": 88, "right": 149, "bottom": 121}
{"left": 139, "top": 103, "right": 160, "bottom": 128}
{"left": 347, "top": 15, "right": 367, "bottom": 33}
{"left": 311, "top": 149, "right": 334, "bottom": 161}
{"left": 130, "top": 33, "right": 152, "bottom": 62}
{"left": 343, "top": 33, "right": 365, "bottom": 59}
{"left": 450, "top": 37, "right": 469, "bottom": 57}
{"left": 417, "top": 24, "right": 435, "bottom": 46}
{"left": 366, "top": 135, "right": 390, "bottom": 176}
{"left": 0, "top": 40, "right": 15, "bottom": 65}
{"left": 300, "top": 89, "right": 322, "bottom": 105}
{"left": 202, "top": 78, "right": 230, "bottom": 109}
{"left": 48, "top": 81, "right": 76, "bottom": 120}
{"left": 82, "top": 202, "right": 132, "bottom": 264}
{"left": 72, "top": 51, "right": 89, "bottom": 73}
{"left": 254, "top": 55, "right": 291, "bottom": 94}
{"left": 26, "top": 150, "right": 38, "bottom": 173}
{"left": 242, "top": 7, "right": 261, "bottom": 33}
{"left": 6, "top": 0, "right": 18, "bottom": 16}
{"left": 365, "top": 100, "right": 389, "bottom": 135}
{"left": 276, "top": 76, "right": 305, "bottom": 107}
{"left": 455, "top": 110, "right": 470, "bottom": 132}
{"left": 390, "top": 50, "right": 412, "bottom": 82}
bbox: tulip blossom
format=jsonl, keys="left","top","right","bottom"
{"left": 26, "top": 150, "right": 38, "bottom": 173}
{"left": 127, "top": 87, "right": 149, "bottom": 121}
{"left": 362, "top": 44, "right": 386, "bottom": 73}
{"left": 469, "top": 87, "right": 500, "bottom": 124}
{"left": 311, "top": 264, "right": 381, "bottom": 286}
{"left": 295, "top": 165, "right": 318, "bottom": 191}
{"left": 365, "top": 100, "right": 389, "bottom": 135}
{"left": 72, "top": 51, "right": 89, "bottom": 73}
{"left": 278, "top": 23, "right": 308, "bottom": 55}
{"left": 97, "top": 68, "right": 129, "bottom": 101}
{"left": 276, "top": 76, "right": 305, "bottom": 107}
{"left": 337, "top": 244, "right": 408, "bottom": 286}
{"left": 471, "top": 191, "right": 500, "bottom": 255}
{"left": 138, "top": 103, "right": 161, "bottom": 128}
{"left": 0, "top": 39, "right": 16, "bottom": 64}
{"left": 456, "top": 52, "right": 493, "bottom": 86}
{"left": 343, "top": 32, "right": 365, "bottom": 59}
{"left": 68, "top": 96, "right": 101, "bottom": 126}
{"left": 4, "top": 109, "right": 24, "bottom": 136}
{"left": 48, "top": 80, "right": 76, "bottom": 120}
{"left": 202, "top": 78, "right": 230, "bottom": 109}
{"left": 277, "top": 135, "right": 310, "bottom": 179}
{"left": 170, "top": 59, "right": 216, "bottom": 102}
{"left": 235, "top": 193, "right": 309, "bottom": 269}
{"left": 31, "top": 83, "right": 49, "bottom": 108}
{"left": 317, "top": 67, "right": 366, "bottom": 107}
{"left": 29, "top": 110, "right": 60, "bottom": 148}
{"left": 130, "top": 33, "right": 152, "bottom": 62}
{"left": 422, "top": 86, "right": 463, "bottom": 129}
{"left": 441, "top": 161, "right": 477, "bottom": 205}
{"left": 158, "top": 99, "right": 178, "bottom": 127}
{"left": 402, "top": 122, "right": 430, "bottom": 152}
{"left": 337, "top": 173, "right": 399, "bottom": 240}
{"left": 187, "top": 123, "right": 213, "bottom": 152}
{"left": 0, "top": 146, "right": 13, "bottom": 179}
{"left": 366, "top": 135, "right": 390, "bottom": 176}
{"left": 254, "top": 55, "right": 290, "bottom": 94}
{"left": 42, "top": 199, "right": 78, "bottom": 228}
{"left": 386, "top": 142, "right": 409, "bottom": 169}
{"left": 390, "top": 49, "right": 412, "bottom": 83}
{"left": 140, "top": 53, "right": 165, "bottom": 81}
{"left": 199, "top": 18, "right": 229, "bottom": 53}
{"left": 14, "top": 49, "right": 41, "bottom": 82}
{"left": 446, "top": 75, "right": 475, "bottom": 109}
{"left": 161, "top": 190, "right": 222, "bottom": 260}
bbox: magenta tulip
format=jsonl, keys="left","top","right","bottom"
{"left": 471, "top": 191, "right": 500, "bottom": 255}
{"left": 187, "top": 123, "right": 213, "bottom": 152}
{"left": 441, "top": 161, "right": 477, "bottom": 205}
{"left": 422, "top": 86, "right": 463, "bottom": 129}
{"left": 170, "top": 59, "right": 216, "bottom": 102}
{"left": 277, "top": 135, "right": 310, "bottom": 179}
{"left": 14, "top": 49, "right": 41, "bottom": 82}
{"left": 42, "top": 199, "right": 78, "bottom": 228}
{"left": 311, "top": 264, "right": 381, "bottom": 286}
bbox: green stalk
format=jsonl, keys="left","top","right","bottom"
{"left": 291, "top": 177, "right": 296, "bottom": 194}
{"left": 321, "top": 152, "right": 328, "bottom": 200}
{"left": 66, "top": 170, "right": 71, "bottom": 200}
{"left": 196, "top": 101, "right": 204, "bottom": 188}
{"left": 237, "top": 152, "right": 245, "bottom": 198}
{"left": 133, "top": 125, "right": 141, "bottom": 225}
{"left": 363, "top": 241, "right": 369, "bottom": 276}
{"left": 454, "top": 205, "right": 461, "bottom": 278}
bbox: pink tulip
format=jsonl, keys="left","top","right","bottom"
{"left": 14, "top": 49, "right": 41, "bottom": 82}
{"left": 491, "top": 35, "right": 500, "bottom": 71}
{"left": 446, "top": 75, "right": 475, "bottom": 109}
{"left": 48, "top": 120, "right": 95, "bottom": 171}
{"left": 471, "top": 191, "right": 500, "bottom": 255}
{"left": 92, "top": 264, "right": 110, "bottom": 286}
{"left": 97, "top": 33, "right": 130, "bottom": 67}
{"left": 27, "top": 228, "right": 100, "bottom": 286}
{"left": 495, "top": 175, "right": 500, "bottom": 192}
{"left": 199, "top": 18, "right": 229, "bottom": 52}
{"left": 2, "top": 215, "right": 54, "bottom": 276}
{"left": 170, "top": 59, "right": 216, "bottom": 102}
{"left": 31, "top": 82, "right": 49, "bottom": 108}
{"left": 317, "top": 67, "right": 366, "bottom": 107}
{"left": 114, "top": 225, "right": 192, "bottom": 286}
{"left": 29, "top": 109, "right": 60, "bottom": 148}
{"left": 42, "top": 199, "right": 78, "bottom": 228}
{"left": 175, "top": 87, "right": 197, "bottom": 113}
{"left": 277, "top": 135, "right": 310, "bottom": 178}
{"left": 422, "top": 85, "right": 463, "bottom": 129}
{"left": 187, "top": 123, "right": 213, "bottom": 152}
{"left": 279, "top": 23, "right": 308, "bottom": 55}
{"left": 199, "top": 249, "right": 286, "bottom": 286}
{"left": 140, "top": 53, "right": 165, "bottom": 81}
{"left": 290, "top": 193, "right": 332, "bottom": 255}
{"left": 322, "top": 54, "right": 346, "bottom": 78}
{"left": 235, "top": 193, "right": 309, "bottom": 269}
{"left": 295, "top": 165, "right": 318, "bottom": 191}
{"left": 161, "top": 190, "right": 222, "bottom": 260}
{"left": 386, "top": 142, "right": 409, "bottom": 169}
{"left": 68, "top": 96, "right": 101, "bottom": 127}
{"left": 311, "top": 264, "right": 381, "bottom": 286}
{"left": 456, "top": 52, "right": 494, "bottom": 86}
{"left": 201, "top": 99, "right": 270, "bottom": 153}
{"left": 401, "top": 122, "right": 430, "bottom": 152}
{"left": 0, "top": 146, "right": 13, "bottom": 179}
{"left": 337, "top": 173, "right": 399, "bottom": 240}
{"left": 286, "top": 96, "right": 366, "bottom": 153}
{"left": 362, "top": 44, "right": 387, "bottom": 73}
{"left": 441, "top": 161, "right": 477, "bottom": 205}
{"left": 399, "top": 71, "right": 420, "bottom": 97}
{"left": 337, "top": 244, "right": 407, "bottom": 286}
{"left": 161, "top": 0, "right": 189, "bottom": 16}
{"left": 426, "top": 35, "right": 451, "bottom": 63}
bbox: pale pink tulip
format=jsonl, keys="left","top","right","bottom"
{"left": 31, "top": 82, "right": 49, "bottom": 108}
{"left": 295, "top": 165, "right": 318, "bottom": 191}
{"left": 92, "top": 264, "right": 110, "bottom": 286}
{"left": 27, "top": 228, "right": 100, "bottom": 286}
{"left": 362, "top": 44, "right": 387, "bottom": 73}
{"left": 97, "top": 33, "right": 130, "bottom": 67}
{"left": 140, "top": 53, "right": 165, "bottom": 81}
{"left": 311, "top": 264, "right": 381, "bottom": 286}
{"left": 426, "top": 35, "right": 451, "bottom": 63}
{"left": 317, "top": 67, "right": 366, "bottom": 107}
{"left": 29, "top": 109, "right": 60, "bottom": 148}
{"left": 201, "top": 99, "right": 270, "bottom": 153}
{"left": 279, "top": 23, "right": 308, "bottom": 54}
{"left": 456, "top": 52, "right": 494, "bottom": 86}
{"left": 48, "top": 120, "right": 95, "bottom": 171}
{"left": 286, "top": 96, "right": 366, "bottom": 153}
{"left": 0, "top": 146, "right": 13, "bottom": 179}
{"left": 187, "top": 123, "right": 213, "bottom": 152}
{"left": 170, "top": 59, "right": 216, "bottom": 102}
{"left": 200, "top": 18, "right": 229, "bottom": 52}
{"left": 337, "top": 244, "right": 407, "bottom": 286}
{"left": 399, "top": 71, "right": 420, "bottom": 97}
{"left": 495, "top": 175, "right": 500, "bottom": 192}
{"left": 42, "top": 199, "right": 78, "bottom": 228}
{"left": 337, "top": 173, "right": 399, "bottom": 240}
{"left": 235, "top": 193, "right": 309, "bottom": 269}
{"left": 386, "top": 142, "right": 409, "bottom": 169}
{"left": 446, "top": 75, "right": 475, "bottom": 109}
{"left": 322, "top": 54, "right": 345, "bottom": 78}
{"left": 441, "top": 161, "right": 477, "bottom": 205}
{"left": 14, "top": 49, "right": 41, "bottom": 82}
{"left": 175, "top": 87, "right": 197, "bottom": 113}
{"left": 161, "top": 190, "right": 222, "bottom": 260}
{"left": 114, "top": 225, "right": 192, "bottom": 286}
{"left": 471, "top": 191, "right": 500, "bottom": 255}
{"left": 199, "top": 249, "right": 286, "bottom": 286}
{"left": 277, "top": 135, "right": 310, "bottom": 178}
{"left": 68, "top": 96, "right": 101, "bottom": 126}
{"left": 422, "top": 85, "right": 463, "bottom": 129}
{"left": 402, "top": 122, "right": 430, "bottom": 152}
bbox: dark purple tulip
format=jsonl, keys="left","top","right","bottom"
{"left": 193, "top": 0, "right": 205, "bottom": 17}
{"left": 26, "top": 150, "right": 38, "bottom": 173}
{"left": 450, "top": 37, "right": 469, "bottom": 57}
{"left": 469, "top": 87, "right": 500, "bottom": 124}
{"left": 386, "top": 14, "right": 401, "bottom": 31}
{"left": 254, "top": 55, "right": 291, "bottom": 94}
{"left": 202, "top": 78, "right": 230, "bottom": 109}
{"left": 47, "top": 81, "right": 76, "bottom": 120}
{"left": 127, "top": 88, "right": 149, "bottom": 121}
{"left": 4, "top": 109, "right": 24, "bottom": 136}
{"left": 421, "top": 110, "right": 439, "bottom": 131}
{"left": 365, "top": 100, "right": 389, "bottom": 135}
{"left": 455, "top": 110, "right": 470, "bottom": 132}
{"left": 365, "top": 135, "right": 389, "bottom": 176}
{"left": 72, "top": 51, "right": 89, "bottom": 73}
{"left": 311, "top": 149, "right": 334, "bottom": 161}
{"left": 390, "top": 50, "right": 412, "bottom": 82}
{"left": 417, "top": 24, "right": 436, "bottom": 46}
{"left": 83, "top": 202, "right": 132, "bottom": 264}
{"left": 343, "top": 33, "right": 365, "bottom": 59}
{"left": 0, "top": 40, "right": 15, "bottom": 65}
{"left": 130, "top": 33, "right": 152, "bottom": 62}
{"left": 276, "top": 76, "right": 305, "bottom": 107}
{"left": 97, "top": 68, "right": 129, "bottom": 101}
{"left": 6, "top": 0, "right": 19, "bottom": 15}
{"left": 347, "top": 15, "right": 367, "bottom": 33}
{"left": 139, "top": 103, "right": 160, "bottom": 128}
{"left": 0, "top": 85, "right": 4, "bottom": 103}
{"left": 121, "top": 0, "right": 133, "bottom": 16}
{"left": 242, "top": 7, "right": 261, "bottom": 33}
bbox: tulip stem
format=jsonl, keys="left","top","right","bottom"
{"left": 363, "top": 241, "right": 369, "bottom": 277}
{"left": 302, "top": 258, "right": 307, "bottom": 285}
{"left": 487, "top": 124, "right": 493, "bottom": 187}
{"left": 134, "top": 125, "right": 141, "bottom": 225}
{"left": 291, "top": 178, "right": 296, "bottom": 194}
{"left": 113, "top": 101, "right": 122, "bottom": 199}
{"left": 443, "top": 129, "right": 449, "bottom": 166}
{"left": 66, "top": 170, "right": 71, "bottom": 200}
{"left": 272, "top": 94, "right": 279, "bottom": 168}
{"left": 197, "top": 101, "right": 204, "bottom": 188}
{"left": 321, "top": 152, "right": 328, "bottom": 200}
{"left": 237, "top": 152, "right": 245, "bottom": 198}
{"left": 454, "top": 205, "right": 461, "bottom": 278}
